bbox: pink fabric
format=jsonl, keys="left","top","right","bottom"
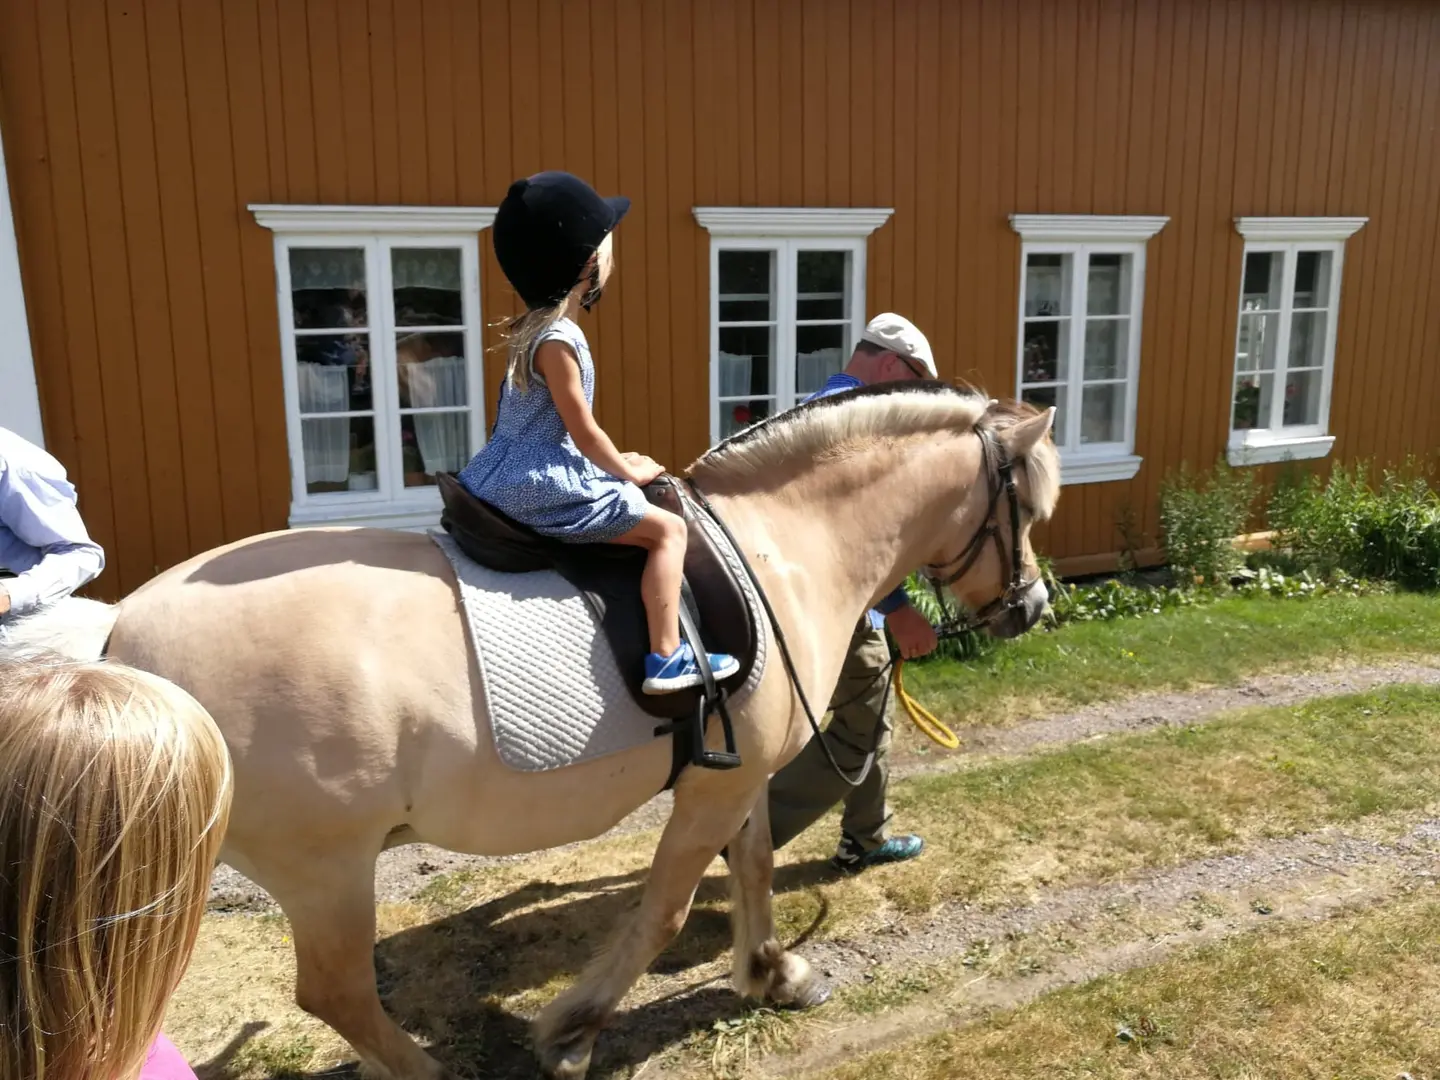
{"left": 137, "top": 1033, "right": 196, "bottom": 1080}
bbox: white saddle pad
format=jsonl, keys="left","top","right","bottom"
{"left": 430, "top": 528, "right": 766, "bottom": 773}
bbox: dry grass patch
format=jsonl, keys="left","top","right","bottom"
{"left": 170, "top": 686, "right": 1440, "bottom": 1077}
{"left": 772, "top": 685, "right": 1440, "bottom": 940}
{"left": 822, "top": 885, "right": 1440, "bottom": 1080}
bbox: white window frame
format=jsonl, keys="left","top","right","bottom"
{"left": 1010, "top": 215, "right": 1168, "bottom": 486}
{"left": 250, "top": 205, "right": 496, "bottom": 530}
{"left": 1226, "top": 217, "right": 1367, "bottom": 467}
{"left": 693, "top": 207, "right": 894, "bottom": 444}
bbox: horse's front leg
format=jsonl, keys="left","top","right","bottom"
{"left": 531, "top": 776, "right": 757, "bottom": 1080}
{"left": 727, "top": 783, "right": 832, "bottom": 1008}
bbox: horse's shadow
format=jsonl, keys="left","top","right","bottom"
{"left": 199, "top": 858, "right": 841, "bottom": 1080}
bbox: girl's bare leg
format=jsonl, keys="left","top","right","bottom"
{"left": 613, "top": 506, "right": 688, "bottom": 656}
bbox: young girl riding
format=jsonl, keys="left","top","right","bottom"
{"left": 459, "top": 172, "right": 739, "bottom": 694}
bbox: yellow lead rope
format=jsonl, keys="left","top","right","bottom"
{"left": 892, "top": 658, "right": 961, "bottom": 749}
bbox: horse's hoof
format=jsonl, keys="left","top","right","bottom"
{"left": 536, "top": 1033, "right": 594, "bottom": 1080}
{"left": 785, "top": 974, "right": 832, "bottom": 1011}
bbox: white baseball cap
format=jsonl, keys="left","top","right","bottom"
{"left": 859, "top": 312, "right": 937, "bottom": 379}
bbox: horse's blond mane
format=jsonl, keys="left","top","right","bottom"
{"left": 689, "top": 382, "right": 989, "bottom": 482}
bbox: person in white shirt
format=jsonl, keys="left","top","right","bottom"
{"left": 0, "top": 427, "right": 106, "bottom": 650}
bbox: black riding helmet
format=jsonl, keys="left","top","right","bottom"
{"left": 492, "top": 171, "right": 631, "bottom": 310}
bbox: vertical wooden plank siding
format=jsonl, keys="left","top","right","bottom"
{"left": 1, "top": 0, "right": 1437, "bottom": 598}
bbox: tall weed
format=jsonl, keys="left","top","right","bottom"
{"left": 1159, "top": 459, "right": 1258, "bottom": 588}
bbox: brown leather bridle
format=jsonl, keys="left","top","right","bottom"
{"left": 922, "top": 428, "right": 1039, "bottom": 634}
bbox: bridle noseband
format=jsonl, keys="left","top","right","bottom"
{"left": 922, "top": 428, "right": 1038, "bottom": 634}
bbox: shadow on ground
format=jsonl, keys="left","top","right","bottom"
{"left": 198, "top": 858, "right": 841, "bottom": 1079}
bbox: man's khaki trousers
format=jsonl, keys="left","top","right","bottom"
{"left": 767, "top": 621, "right": 893, "bottom": 852}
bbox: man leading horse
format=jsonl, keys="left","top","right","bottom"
{"left": 766, "top": 313, "right": 941, "bottom": 872}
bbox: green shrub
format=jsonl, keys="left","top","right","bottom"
{"left": 1159, "top": 459, "right": 1258, "bottom": 588}
{"left": 1269, "top": 457, "right": 1440, "bottom": 591}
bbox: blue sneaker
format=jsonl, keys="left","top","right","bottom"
{"left": 642, "top": 642, "right": 740, "bottom": 694}
{"left": 830, "top": 833, "right": 925, "bottom": 873}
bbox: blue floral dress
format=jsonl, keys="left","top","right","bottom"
{"left": 459, "top": 318, "right": 650, "bottom": 542}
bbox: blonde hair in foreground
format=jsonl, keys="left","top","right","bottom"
{"left": 0, "top": 659, "right": 233, "bottom": 1080}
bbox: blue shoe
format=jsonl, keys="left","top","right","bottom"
{"left": 642, "top": 642, "right": 741, "bottom": 694}
{"left": 830, "top": 833, "right": 925, "bottom": 873}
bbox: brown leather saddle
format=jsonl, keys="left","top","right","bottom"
{"left": 436, "top": 473, "right": 758, "bottom": 782}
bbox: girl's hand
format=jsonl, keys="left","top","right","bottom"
{"left": 624, "top": 454, "right": 665, "bottom": 486}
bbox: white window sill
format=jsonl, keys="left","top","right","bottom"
{"left": 1226, "top": 435, "right": 1335, "bottom": 467}
{"left": 1059, "top": 454, "right": 1143, "bottom": 486}
{"left": 288, "top": 500, "right": 443, "bottom": 532}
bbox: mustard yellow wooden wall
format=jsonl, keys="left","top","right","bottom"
{"left": 2, "top": 0, "right": 1437, "bottom": 597}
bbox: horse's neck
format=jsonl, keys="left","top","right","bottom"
{"left": 710, "top": 433, "right": 972, "bottom": 653}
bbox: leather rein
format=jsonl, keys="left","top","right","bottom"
{"left": 683, "top": 424, "right": 1034, "bottom": 788}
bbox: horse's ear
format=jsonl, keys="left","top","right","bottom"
{"left": 999, "top": 406, "right": 1055, "bottom": 458}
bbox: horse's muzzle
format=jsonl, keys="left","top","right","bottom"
{"left": 987, "top": 580, "right": 1049, "bottom": 640}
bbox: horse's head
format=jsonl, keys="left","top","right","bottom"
{"left": 923, "top": 399, "right": 1059, "bottom": 639}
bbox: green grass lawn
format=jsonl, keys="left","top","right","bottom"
{"left": 905, "top": 591, "right": 1440, "bottom": 724}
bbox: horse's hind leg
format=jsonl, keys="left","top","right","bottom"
{"left": 531, "top": 780, "right": 757, "bottom": 1080}
{"left": 240, "top": 844, "right": 453, "bottom": 1080}
{"left": 727, "top": 786, "right": 831, "bottom": 1009}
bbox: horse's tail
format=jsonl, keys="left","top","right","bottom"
{"left": 0, "top": 597, "right": 119, "bottom": 663}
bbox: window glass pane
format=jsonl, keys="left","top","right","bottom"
{"left": 1020, "top": 320, "right": 1070, "bottom": 384}
{"left": 1232, "top": 374, "right": 1273, "bottom": 431}
{"left": 402, "top": 412, "right": 469, "bottom": 487}
{"left": 718, "top": 398, "right": 774, "bottom": 439}
{"left": 1287, "top": 310, "right": 1328, "bottom": 372}
{"left": 1283, "top": 371, "right": 1322, "bottom": 427}
{"left": 718, "top": 326, "right": 775, "bottom": 397}
{"left": 1241, "top": 251, "right": 1284, "bottom": 311}
{"left": 302, "top": 416, "right": 375, "bottom": 494}
{"left": 397, "top": 332, "right": 468, "bottom": 409}
{"left": 1086, "top": 254, "right": 1131, "bottom": 316}
{"left": 1024, "top": 253, "right": 1071, "bottom": 317}
{"left": 295, "top": 335, "right": 371, "bottom": 412}
{"left": 1021, "top": 386, "right": 1067, "bottom": 445}
{"left": 795, "top": 323, "right": 849, "bottom": 396}
{"left": 719, "top": 250, "right": 774, "bottom": 322}
{"left": 392, "top": 248, "right": 463, "bottom": 326}
{"left": 290, "top": 248, "right": 367, "bottom": 328}
{"left": 796, "top": 250, "right": 850, "bottom": 320}
{"left": 1235, "top": 311, "right": 1280, "bottom": 374}
{"left": 1083, "top": 318, "right": 1128, "bottom": 381}
{"left": 1292, "top": 250, "right": 1333, "bottom": 309}
{"left": 1080, "top": 383, "right": 1125, "bottom": 445}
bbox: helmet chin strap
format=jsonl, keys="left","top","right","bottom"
{"left": 580, "top": 262, "right": 605, "bottom": 312}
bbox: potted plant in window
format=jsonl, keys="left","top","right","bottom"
{"left": 348, "top": 441, "right": 378, "bottom": 491}
{"left": 1233, "top": 379, "right": 1261, "bottom": 430}
{"left": 402, "top": 425, "right": 428, "bottom": 488}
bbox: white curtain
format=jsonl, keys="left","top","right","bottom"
{"left": 718, "top": 351, "right": 753, "bottom": 397}
{"left": 796, "top": 347, "right": 843, "bottom": 396}
{"left": 297, "top": 363, "right": 351, "bottom": 484}
{"left": 409, "top": 355, "right": 470, "bottom": 475}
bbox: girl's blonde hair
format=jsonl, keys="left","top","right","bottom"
{"left": 0, "top": 659, "right": 233, "bottom": 1080}
{"left": 493, "top": 236, "right": 614, "bottom": 394}
{"left": 495, "top": 301, "right": 568, "bottom": 394}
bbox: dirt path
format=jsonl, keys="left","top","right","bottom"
{"left": 207, "top": 660, "right": 1440, "bottom": 911}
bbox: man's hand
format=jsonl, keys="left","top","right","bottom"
{"left": 886, "top": 603, "right": 937, "bottom": 659}
{"left": 0, "top": 585, "right": 10, "bottom": 617}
